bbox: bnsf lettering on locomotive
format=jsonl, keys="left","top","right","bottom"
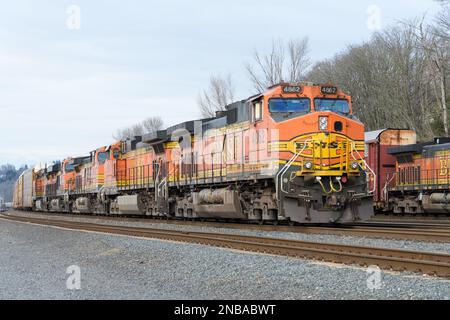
{"left": 439, "top": 159, "right": 448, "bottom": 176}
{"left": 329, "top": 141, "right": 338, "bottom": 148}
{"left": 295, "top": 141, "right": 339, "bottom": 149}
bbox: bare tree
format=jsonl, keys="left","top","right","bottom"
{"left": 113, "top": 116, "right": 164, "bottom": 140}
{"left": 436, "top": 4, "right": 450, "bottom": 35}
{"left": 288, "top": 38, "right": 311, "bottom": 83}
{"left": 131, "top": 124, "right": 144, "bottom": 136}
{"left": 197, "top": 74, "right": 235, "bottom": 118}
{"left": 113, "top": 127, "right": 135, "bottom": 140}
{"left": 246, "top": 39, "right": 285, "bottom": 92}
{"left": 142, "top": 116, "right": 164, "bottom": 133}
{"left": 416, "top": 19, "right": 449, "bottom": 135}
{"left": 246, "top": 38, "right": 310, "bottom": 92}
{"left": 308, "top": 23, "right": 437, "bottom": 139}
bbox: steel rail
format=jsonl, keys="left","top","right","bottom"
{"left": 1, "top": 213, "right": 449, "bottom": 278}
{"left": 6, "top": 210, "right": 450, "bottom": 243}
{"left": 370, "top": 216, "right": 450, "bottom": 225}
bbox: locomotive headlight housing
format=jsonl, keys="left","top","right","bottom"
{"left": 351, "top": 161, "right": 359, "bottom": 170}
{"left": 319, "top": 116, "right": 328, "bottom": 131}
{"left": 304, "top": 161, "right": 313, "bottom": 170}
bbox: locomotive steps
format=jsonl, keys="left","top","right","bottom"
{"left": 1, "top": 212, "right": 449, "bottom": 278}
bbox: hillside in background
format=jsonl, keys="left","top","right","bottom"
{"left": 0, "top": 164, "right": 28, "bottom": 202}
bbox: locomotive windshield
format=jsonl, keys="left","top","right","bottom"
{"left": 314, "top": 98, "right": 350, "bottom": 115}
{"left": 269, "top": 98, "right": 310, "bottom": 113}
{"left": 64, "top": 163, "right": 75, "bottom": 172}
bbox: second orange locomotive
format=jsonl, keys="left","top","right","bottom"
{"left": 14, "top": 83, "right": 373, "bottom": 223}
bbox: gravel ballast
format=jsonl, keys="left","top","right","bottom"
{"left": 0, "top": 218, "right": 449, "bottom": 299}
{"left": 6, "top": 211, "right": 450, "bottom": 254}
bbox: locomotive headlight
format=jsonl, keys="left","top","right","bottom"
{"left": 319, "top": 116, "right": 328, "bottom": 131}
{"left": 304, "top": 161, "right": 313, "bottom": 170}
{"left": 351, "top": 162, "right": 359, "bottom": 170}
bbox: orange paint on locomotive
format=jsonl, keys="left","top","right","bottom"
{"left": 396, "top": 149, "right": 450, "bottom": 186}
{"left": 114, "top": 83, "right": 366, "bottom": 187}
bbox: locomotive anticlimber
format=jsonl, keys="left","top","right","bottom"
{"left": 13, "top": 83, "right": 374, "bottom": 223}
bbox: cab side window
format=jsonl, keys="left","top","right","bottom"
{"left": 252, "top": 101, "right": 263, "bottom": 122}
{"left": 97, "top": 151, "right": 110, "bottom": 164}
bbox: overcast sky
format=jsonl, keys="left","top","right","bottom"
{"left": 0, "top": 0, "right": 442, "bottom": 167}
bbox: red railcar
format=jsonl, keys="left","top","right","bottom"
{"left": 365, "top": 129, "right": 416, "bottom": 209}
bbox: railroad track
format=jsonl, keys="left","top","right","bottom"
{"left": 5, "top": 210, "right": 450, "bottom": 243}
{"left": 371, "top": 215, "right": 450, "bottom": 225}
{"left": 1, "top": 213, "right": 450, "bottom": 278}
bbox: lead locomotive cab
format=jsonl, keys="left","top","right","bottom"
{"left": 254, "top": 83, "right": 373, "bottom": 223}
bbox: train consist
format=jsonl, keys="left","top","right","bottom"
{"left": 365, "top": 129, "right": 450, "bottom": 214}
{"left": 13, "top": 83, "right": 373, "bottom": 224}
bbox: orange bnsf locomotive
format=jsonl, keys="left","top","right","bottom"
{"left": 13, "top": 83, "right": 373, "bottom": 223}
{"left": 383, "top": 137, "right": 450, "bottom": 214}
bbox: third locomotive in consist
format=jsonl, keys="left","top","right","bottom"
{"left": 13, "top": 83, "right": 373, "bottom": 223}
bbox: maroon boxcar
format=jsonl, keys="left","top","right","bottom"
{"left": 365, "top": 129, "right": 416, "bottom": 210}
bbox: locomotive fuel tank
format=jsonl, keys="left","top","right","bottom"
{"left": 115, "top": 194, "right": 146, "bottom": 215}
{"left": 192, "top": 188, "right": 245, "bottom": 219}
{"left": 34, "top": 199, "right": 45, "bottom": 211}
{"left": 429, "top": 193, "right": 450, "bottom": 203}
{"left": 421, "top": 193, "right": 450, "bottom": 213}
{"left": 197, "top": 189, "right": 228, "bottom": 204}
{"left": 73, "top": 197, "right": 90, "bottom": 212}
{"left": 49, "top": 198, "right": 62, "bottom": 211}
